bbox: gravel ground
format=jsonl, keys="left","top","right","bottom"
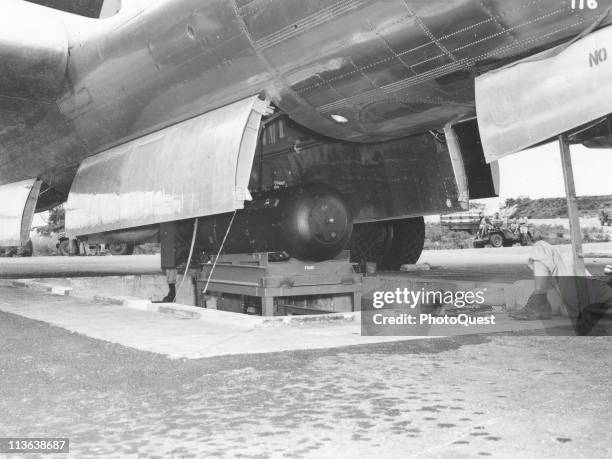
{"left": 1, "top": 311, "right": 611, "bottom": 458}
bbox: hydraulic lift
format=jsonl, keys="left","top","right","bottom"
{"left": 159, "top": 217, "right": 363, "bottom": 316}
{"left": 194, "top": 251, "right": 362, "bottom": 316}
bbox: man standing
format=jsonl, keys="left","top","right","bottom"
{"left": 600, "top": 205, "right": 610, "bottom": 226}
{"left": 491, "top": 212, "right": 503, "bottom": 229}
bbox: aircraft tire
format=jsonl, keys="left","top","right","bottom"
{"left": 348, "top": 222, "right": 395, "bottom": 269}
{"left": 379, "top": 217, "right": 425, "bottom": 271}
{"left": 108, "top": 242, "right": 135, "bottom": 256}
{"left": 349, "top": 217, "right": 425, "bottom": 271}
{"left": 58, "top": 239, "right": 70, "bottom": 256}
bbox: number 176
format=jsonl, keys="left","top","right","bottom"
{"left": 572, "top": 0, "right": 599, "bottom": 9}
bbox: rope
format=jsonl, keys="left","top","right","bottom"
{"left": 202, "top": 210, "right": 238, "bottom": 298}
{"left": 175, "top": 218, "right": 199, "bottom": 302}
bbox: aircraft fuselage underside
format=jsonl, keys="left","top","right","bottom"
{"left": 0, "top": 0, "right": 611, "bottom": 265}
{"left": 0, "top": 0, "right": 609, "bottom": 188}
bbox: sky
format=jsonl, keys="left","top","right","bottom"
{"left": 474, "top": 143, "right": 612, "bottom": 212}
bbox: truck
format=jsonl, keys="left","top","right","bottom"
{"left": 56, "top": 232, "right": 135, "bottom": 256}
{"left": 37, "top": 207, "right": 137, "bottom": 256}
{"left": 473, "top": 219, "right": 535, "bottom": 248}
{"left": 439, "top": 212, "right": 482, "bottom": 234}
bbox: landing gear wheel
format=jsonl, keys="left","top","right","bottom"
{"left": 379, "top": 217, "right": 425, "bottom": 271}
{"left": 489, "top": 233, "right": 504, "bottom": 248}
{"left": 348, "top": 217, "right": 425, "bottom": 271}
{"left": 108, "top": 242, "right": 135, "bottom": 256}
{"left": 348, "top": 222, "right": 394, "bottom": 269}
{"left": 58, "top": 239, "right": 70, "bottom": 256}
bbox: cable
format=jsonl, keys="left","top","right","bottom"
{"left": 175, "top": 218, "right": 199, "bottom": 302}
{"left": 202, "top": 210, "right": 238, "bottom": 298}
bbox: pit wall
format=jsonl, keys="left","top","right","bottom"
{"left": 22, "top": 275, "right": 197, "bottom": 306}
{"left": 8, "top": 272, "right": 558, "bottom": 315}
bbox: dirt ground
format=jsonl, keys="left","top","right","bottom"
{"left": 1, "top": 309, "right": 611, "bottom": 458}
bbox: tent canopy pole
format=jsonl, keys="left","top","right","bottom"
{"left": 558, "top": 134, "right": 586, "bottom": 276}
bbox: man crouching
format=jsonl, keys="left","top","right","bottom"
{"left": 509, "top": 241, "right": 612, "bottom": 333}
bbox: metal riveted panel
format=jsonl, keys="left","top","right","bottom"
{"left": 476, "top": 25, "right": 612, "bottom": 162}
{"left": 65, "top": 96, "right": 270, "bottom": 237}
{"left": 0, "top": 179, "right": 42, "bottom": 246}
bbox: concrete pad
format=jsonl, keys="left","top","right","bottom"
{"left": 400, "top": 263, "right": 431, "bottom": 272}
{"left": 49, "top": 285, "right": 72, "bottom": 296}
{"left": 0, "top": 284, "right": 588, "bottom": 360}
{"left": 258, "top": 311, "right": 357, "bottom": 328}
{"left": 362, "top": 274, "right": 512, "bottom": 312}
{"left": 153, "top": 303, "right": 264, "bottom": 329}
{"left": 11, "top": 279, "right": 73, "bottom": 296}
